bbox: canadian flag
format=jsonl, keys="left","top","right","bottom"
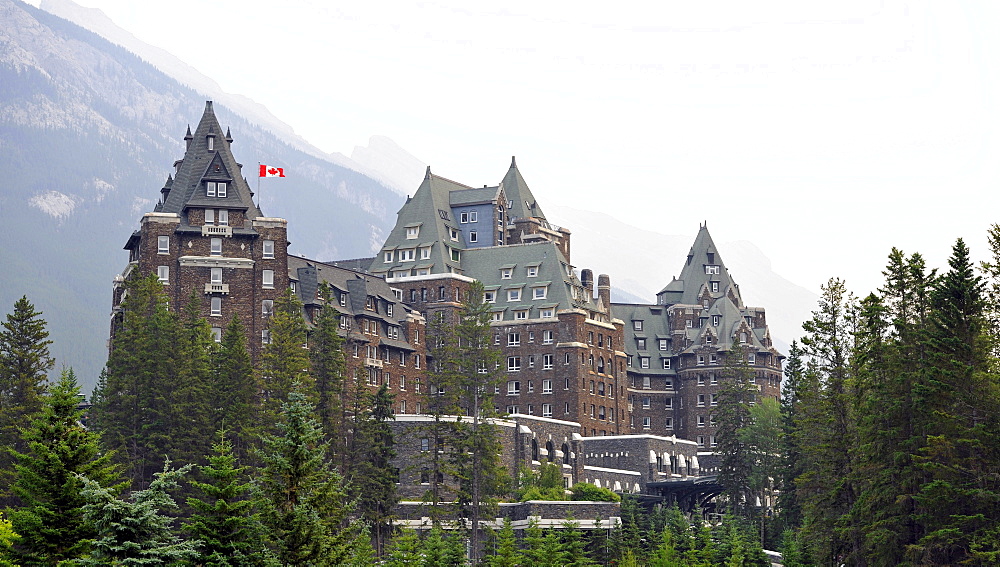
{"left": 259, "top": 164, "right": 286, "bottom": 178}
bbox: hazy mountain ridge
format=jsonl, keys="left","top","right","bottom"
{"left": 38, "top": 0, "right": 414, "bottom": 196}
{"left": 0, "top": 0, "right": 403, "bottom": 390}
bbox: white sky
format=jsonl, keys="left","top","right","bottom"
{"left": 59, "top": 0, "right": 1000, "bottom": 296}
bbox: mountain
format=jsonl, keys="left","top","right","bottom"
{"left": 545, "top": 205, "right": 818, "bottom": 355}
{"left": 0, "top": 0, "right": 405, "bottom": 391}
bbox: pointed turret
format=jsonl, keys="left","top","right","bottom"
{"left": 500, "top": 156, "right": 545, "bottom": 221}
{"left": 158, "top": 101, "right": 263, "bottom": 222}
{"left": 657, "top": 224, "right": 742, "bottom": 307}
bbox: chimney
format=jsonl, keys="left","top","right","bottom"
{"left": 598, "top": 274, "right": 611, "bottom": 307}
{"left": 581, "top": 269, "right": 593, "bottom": 299}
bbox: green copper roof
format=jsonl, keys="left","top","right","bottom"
{"left": 656, "top": 223, "right": 742, "bottom": 307}
{"left": 500, "top": 156, "right": 546, "bottom": 222}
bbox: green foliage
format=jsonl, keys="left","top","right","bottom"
{"left": 485, "top": 518, "right": 522, "bottom": 567}
{"left": 569, "top": 482, "right": 620, "bottom": 502}
{"left": 384, "top": 528, "right": 423, "bottom": 567}
{"left": 347, "top": 383, "right": 398, "bottom": 556}
{"left": 0, "top": 295, "right": 54, "bottom": 499}
{"left": 0, "top": 513, "right": 18, "bottom": 567}
{"left": 76, "top": 460, "right": 201, "bottom": 565}
{"left": 309, "top": 282, "right": 347, "bottom": 451}
{"left": 6, "top": 368, "right": 123, "bottom": 565}
{"left": 515, "top": 463, "right": 566, "bottom": 501}
{"left": 257, "top": 387, "right": 365, "bottom": 565}
{"left": 212, "top": 316, "right": 262, "bottom": 458}
{"left": 259, "top": 288, "right": 312, "bottom": 427}
{"left": 184, "top": 430, "right": 274, "bottom": 566}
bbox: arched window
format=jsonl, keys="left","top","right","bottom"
{"left": 531, "top": 439, "right": 539, "bottom": 462}
{"left": 562, "top": 443, "right": 570, "bottom": 465}
{"left": 598, "top": 357, "right": 605, "bottom": 374}
{"left": 546, "top": 441, "right": 555, "bottom": 462}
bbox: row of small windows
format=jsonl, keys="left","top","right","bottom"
{"left": 501, "top": 330, "right": 556, "bottom": 345}
{"left": 484, "top": 286, "right": 547, "bottom": 302}
{"left": 156, "top": 236, "right": 274, "bottom": 259}
{"left": 499, "top": 265, "right": 540, "bottom": 279}
{"left": 156, "top": 267, "right": 273, "bottom": 289}
{"left": 205, "top": 181, "right": 227, "bottom": 197}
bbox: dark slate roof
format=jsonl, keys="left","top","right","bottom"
{"left": 656, "top": 224, "right": 742, "bottom": 307}
{"left": 500, "top": 156, "right": 546, "bottom": 222}
{"left": 156, "top": 101, "right": 263, "bottom": 226}
{"left": 288, "top": 254, "right": 412, "bottom": 327}
{"left": 450, "top": 186, "right": 501, "bottom": 206}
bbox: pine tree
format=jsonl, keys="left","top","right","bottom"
{"left": 485, "top": 518, "right": 522, "bottom": 567}
{"left": 384, "top": 528, "right": 423, "bottom": 567}
{"left": 257, "top": 387, "right": 365, "bottom": 565}
{"left": 522, "top": 521, "right": 567, "bottom": 567}
{"left": 0, "top": 295, "right": 54, "bottom": 499}
{"left": 168, "top": 294, "right": 216, "bottom": 475}
{"left": 77, "top": 461, "right": 201, "bottom": 565}
{"left": 0, "top": 514, "right": 17, "bottom": 567}
{"left": 184, "top": 430, "right": 274, "bottom": 566}
{"left": 348, "top": 383, "right": 398, "bottom": 556}
{"left": 715, "top": 346, "right": 758, "bottom": 518}
{"left": 259, "top": 289, "right": 312, "bottom": 431}
{"left": 559, "top": 519, "right": 596, "bottom": 567}
{"left": 309, "top": 282, "right": 347, "bottom": 453}
{"left": 6, "top": 369, "right": 123, "bottom": 565}
{"left": 212, "top": 316, "right": 262, "bottom": 458}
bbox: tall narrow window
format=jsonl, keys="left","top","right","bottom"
{"left": 216, "top": 182, "right": 227, "bottom": 197}
{"left": 210, "top": 296, "right": 221, "bottom": 316}
{"left": 206, "top": 182, "right": 216, "bottom": 197}
{"left": 218, "top": 209, "right": 229, "bottom": 225}
{"left": 157, "top": 236, "right": 169, "bottom": 254}
{"left": 157, "top": 266, "right": 169, "bottom": 283}
{"left": 210, "top": 238, "right": 222, "bottom": 256}
{"left": 263, "top": 240, "right": 275, "bottom": 259}
{"left": 207, "top": 136, "right": 214, "bottom": 151}
{"left": 262, "top": 270, "right": 274, "bottom": 289}
{"left": 210, "top": 268, "right": 222, "bottom": 283}
{"left": 262, "top": 299, "right": 274, "bottom": 316}
{"left": 205, "top": 208, "right": 214, "bottom": 224}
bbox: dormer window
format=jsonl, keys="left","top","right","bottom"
{"left": 384, "top": 250, "right": 394, "bottom": 263}
{"left": 206, "top": 182, "right": 227, "bottom": 198}
{"left": 705, "top": 265, "right": 720, "bottom": 275}
{"left": 501, "top": 268, "right": 512, "bottom": 279}
{"left": 450, "top": 228, "right": 459, "bottom": 241}
{"left": 711, "top": 281, "right": 719, "bottom": 293}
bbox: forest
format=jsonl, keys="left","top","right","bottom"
{"left": 1, "top": 226, "right": 999, "bottom": 565}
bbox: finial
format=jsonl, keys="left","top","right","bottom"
{"left": 225, "top": 127, "right": 233, "bottom": 143}
{"left": 205, "top": 100, "right": 214, "bottom": 111}
{"left": 184, "top": 125, "right": 193, "bottom": 140}
{"left": 511, "top": 155, "right": 517, "bottom": 168}
{"left": 424, "top": 166, "right": 432, "bottom": 180}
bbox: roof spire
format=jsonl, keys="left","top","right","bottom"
{"left": 184, "top": 125, "right": 193, "bottom": 149}
{"left": 424, "top": 165, "right": 432, "bottom": 180}
{"left": 510, "top": 155, "right": 517, "bottom": 168}
{"left": 225, "top": 127, "right": 233, "bottom": 144}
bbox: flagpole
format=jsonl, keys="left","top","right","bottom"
{"left": 257, "top": 161, "right": 261, "bottom": 209}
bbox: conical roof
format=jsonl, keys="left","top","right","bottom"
{"left": 500, "top": 156, "right": 545, "bottom": 222}
{"left": 159, "top": 101, "right": 262, "bottom": 222}
{"left": 656, "top": 223, "right": 742, "bottom": 307}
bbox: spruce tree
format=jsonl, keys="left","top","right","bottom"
{"left": 715, "top": 345, "right": 758, "bottom": 518}
{"left": 348, "top": 383, "right": 398, "bottom": 556}
{"left": 309, "top": 282, "right": 347, "bottom": 453}
{"left": 259, "top": 289, "right": 312, "bottom": 431}
{"left": 168, "top": 295, "right": 216, "bottom": 475}
{"left": 184, "top": 430, "right": 273, "bottom": 565}
{"left": 257, "top": 387, "right": 366, "bottom": 565}
{"left": 6, "top": 368, "right": 123, "bottom": 565}
{"left": 0, "top": 295, "right": 54, "bottom": 498}
{"left": 0, "top": 514, "right": 16, "bottom": 567}
{"left": 485, "top": 518, "right": 522, "bottom": 567}
{"left": 212, "top": 316, "right": 262, "bottom": 458}
{"left": 77, "top": 461, "right": 201, "bottom": 565}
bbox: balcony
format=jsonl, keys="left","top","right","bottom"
{"left": 364, "top": 357, "right": 383, "bottom": 368}
{"left": 204, "top": 283, "right": 229, "bottom": 294}
{"left": 201, "top": 225, "right": 233, "bottom": 237}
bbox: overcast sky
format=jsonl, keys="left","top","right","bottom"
{"left": 57, "top": 1, "right": 1000, "bottom": 296}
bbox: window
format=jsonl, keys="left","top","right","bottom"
{"left": 665, "top": 397, "right": 673, "bottom": 409}
{"left": 698, "top": 394, "right": 706, "bottom": 407}
{"left": 698, "top": 375, "right": 705, "bottom": 386}
{"left": 642, "top": 376, "right": 651, "bottom": 389}
{"left": 211, "top": 297, "right": 222, "bottom": 316}
{"left": 507, "top": 288, "right": 521, "bottom": 302}
{"left": 640, "top": 357, "right": 649, "bottom": 369}
{"left": 387, "top": 304, "right": 393, "bottom": 317}
{"left": 643, "top": 417, "right": 651, "bottom": 430}
{"left": 665, "top": 378, "right": 673, "bottom": 389}
{"left": 540, "top": 308, "right": 554, "bottom": 318}
{"left": 507, "top": 332, "right": 520, "bottom": 346}
{"left": 449, "top": 228, "right": 459, "bottom": 241}
{"left": 697, "top": 415, "right": 706, "bottom": 427}
{"left": 706, "top": 265, "right": 719, "bottom": 275}
{"left": 383, "top": 250, "right": 393, "bottom": 263}
{"left": 263, "top": 240, "right": 274, "bottom": 259}
{"left": 211, "top": 327, "right": 222, "bottom": 342}
{"left": 697, "top": 436, "right": 705, "bottom": 447}
{"left": 262, "top": 300, "right": 274, "bottom": 317}
{"left": 469, "top": 231, "right": 478, "bottom": 243}
{"left": 157, "top": 266, "right": 169, "bottom": 283}
{"left": 216, "top": 182, "right": 227, "bottom": 197}
{"left": 210, "top": 238, "right": 222, "bottom": 256}
{"left": 543, "top": 354, "right": 553, "bottom": 370}
{"left": 665, "top": 417, "right": 673, "bottom": 430}
{"left": 711, "top": 393, "right": 719, "bottom": 406}
{"left": 399, "top": 249, "right": 414, "bottom": 261}
{"left": 542, "top": 403, "right": 552, "bottom": 417}
{"left": 501, "top": 268, "right": 513, "bottom": 279}
{"left": 527, "top": 265, "right": 538, "bottom": 277}
{"left": 542, "top": 378, "right": 553, "bottom": 393}
{"left": 642, "top": 396, "right": 651, "bottom": 409}
{"left": 262, "top": 270, "right": 274, "bottom": 289}
{"left": 748, "top": 353, "right": 756, "bottom": 364}
{"left": 205, "top": 209, "right": 214, "bottom": 224}
{"left": 206, "top": 181, "right": 216, "bottom": 197}
{"left": 420, "top": 246, "right": 431, "bottom": 259}
{"left": 697, "top": 355, "right": 705, "bottom": 366}
{"left": 450, "top": 248, "right": 460, "bottom": 262}
{"left": 710, "top": 354, "right": 718, "bottom": 365}
{"left": 662, "top": 358, "right": 671, "bottom": 369}
{"left": 741, "top": 332, "right": 748, "bottom": 343}
{"left": 637, "top": 338, "right": 646, "bottom": 350}
{"left": 507, "top": 357, "right": 521, "bottom": 372}
{"left": 514, "top": 310, "right": 527, "bottom": 320}
{"left": 507, "top": 380, "right": 521, "bottom": 395}
{"left": 532, "top": 286, "right": 547, "bottom": 299}
{"left": 491, "top": 312, "right": 502, "bottom": 322}
{"left": 261, "top": 329, "right": 270, "bottom": 344}
{"left": 218, "top": 209, "right": 229, "bottom": 226}
{"left": 711, "top": 281, "right": 719, "bottom": 293}
{"left": 543, "top": 330, "right": 554, "bottom": 344}
{"left": 484, "top": 290, "right": 496, "bottom": 303}
{"left": 633, "top": 320, "right": 643, "bottom": 331}
{"left": 406, "top": 226, "right": 419, "bottom": 239}
{"left": 158, "top": 236, "right": 169, "bottom": 254}
{"left": 659, "top": 339, "right": 668, "bottom": 350}
{"left": 711, "top": 373, "right": 718, "bottom": 385}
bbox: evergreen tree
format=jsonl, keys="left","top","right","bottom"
{"left": 168, "top": 294, "right": 216, "bottom": 475}
{"left": 257, "top": 387, "right": 365, "bottom": 565}
{"left": 259, "top": 289, "right": 312, "bottom": 430}
{"left": 485, "top": 518, "right": 522, "bottom": 567}
{"left": 777, "top": 341, "right": 807, "bottom": 533}
{"left": 212, "top": 316, "right": 262, "bottom": 458}
{"left": 0, "top": 514, "right": 17, "bottom": 567}
{"left": 309, "top": 283, "right": 347, "bottom": 453}
{"left": 522, "top": 521, "right": 566, "bottom": 567}
{"left": 5, "top": 368, "right": 123, "bottom": 565}
{"left": 347, "top": 383, "right": 398, "bottom": 556}
{"left": 96, "top": 272, "right": 180, "bottom": 487}
{"left": 184, "top": 430, "right": 273, "bottom": 566}
{"left": 0, "top": 295, "right": 54, "bottom": 499}
{"left": 559, "top": 519, "right": 596, "bottom": 567}
{"left": 77, "top": 461, "right": 201, "bottom": 565}
{"left": 715, "top": 346, "right": 758, "bottom": 518}
{"left": 384, "top": 529, "right": 423, "bottom": 567}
